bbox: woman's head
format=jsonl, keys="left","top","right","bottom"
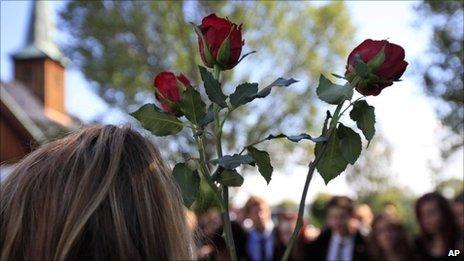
{"left": 415, "top": 192, "right": 457, "bottom": 246}
{"left": 369, "top": 214, "right": 412, "bottom": 260}
{"left": 198, "top": 208, "right": 222, "bottom": 237}
{"left": 372, "top": 215, "right": 408, "bottom": 251}
{"left": 1, "top": 125, "right": 192, "bottom": 260}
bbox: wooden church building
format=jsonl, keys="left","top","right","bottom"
{"left": 1, "top": 1, "right": 79, "bottom": 166}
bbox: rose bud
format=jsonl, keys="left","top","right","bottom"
{"left": 153, "top": 72, "right": 191, "bottom": 113}
{"left": 345, "top": 39, "right": 408, "bottom": 96}
{"left": 194, "top": 13, "right": 244, "bottom": 70}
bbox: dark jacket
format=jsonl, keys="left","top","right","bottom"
{"left": 232, "top": 221, "right": 249, "bottom": 261}
{"left": 414, "top": 236, "right": 456, "bottom": 261}
{"left": 197, "top": 221, "right": 249, "bottom": 261}
{"left": 244, "top": 226, "right": 303, "bottom": 261}
{"left": 304, "top": 229, "right": 370, "bottom": 261}
{"left": 273, "top": 230, "right": 307, "bottom": 261}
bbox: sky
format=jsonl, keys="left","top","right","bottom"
{"left": 1, "top": 1, "right": 462, "bottom": 206}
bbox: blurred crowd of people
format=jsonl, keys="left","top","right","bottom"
{"left": 187, "top": 190, "right": 464, "bottom": 261}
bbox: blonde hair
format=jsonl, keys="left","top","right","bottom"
{"left": 1, "top": 125, "right": 192, "bottom": 260}
{"left": 244, "top": 195, "right": 269, "bottom": 217}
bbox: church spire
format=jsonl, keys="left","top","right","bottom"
{"left": 12, "top": 1, "right": 67, "bottom": 66}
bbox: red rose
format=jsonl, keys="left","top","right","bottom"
{"left": 154, "top": 72, "right": 191, "bottom": 113}
{"left": 196, "top": 14, "right": 244, "bottom": 70}
{"left": 345, "top": 39, "right": 408, "bottom": 96}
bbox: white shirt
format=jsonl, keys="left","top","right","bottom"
{"left": 327, "top": 232, "right": 355, "bottom": 261}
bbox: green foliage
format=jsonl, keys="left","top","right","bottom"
{"left": 337, "top": 123, "right": 362, "bottom": 165}
{"left": 217, "top": 169, "right": 244, "bottom": 187}
{"left": 198, "top": 105, "right": 215, "bottom": 127}
{"left": 266, "top": 133, "right": 327, "bottom": 143}
{"left": 316, "top": 75, "right": 353, "bottom": 105}
{"left": 315, "top": 127, "right": 349, "bottom": 184}
{"left": 229, "top": 78, "right": 298, "bottom": 108}
{"left": 254, "top": 78, "right": 299, "bottom": 98}
{"left": 308, "top": 192, "right": 332, "bottom": 228}
{"left": 237, "top": 51, "right": 257, "bottom": 64}
{"left": 172, "top": 163, "right": 200, "bottom": 207}
{"left": 70, "top": 3, "right": 370, "bottom": 257}
{"left": 435, "top": 178, "right": 464, "bottom": 199}
{"left": 353, "top": 54, "right": 369, "bottom": 77}
{"left": 210, "top": 154, "right": 255, "bottom": 169}
{"left": 286, "top": 134, "right": 325, "bottom": 143}
{"left": 198, "top": 66, "right": 228, "bottom": 108}
{"left": 331, "top": 73, "right": 345, "bottom": 79}
{"left": 247, "top": 146, "right": 273, "bottom": 184}
{"left": 367, "top": 48, "right": 385, "bottom": 69}
{"left": 276, "top": 200, "right": 298, "bottom": 212}
{"left": 310, "top": 189, "right": 418, "bottom": 234}
{"left": 345, "top": 134, "right": 395, "bottom": 198}
{"left": 416, "top": 0, "right": 463, "bottom": 158}
{"left": 350, "top": 100, "right": 376, "bottom": 144}
{"left": 358, "top": 187, "right": 418, "bottom": 234}
{"left": 230, "top": 82, "right": 259, "bottom": 107}
{"left": 315, "top": 120, "right": 363, "bottom": 184}
{"left": 179, "top": 87, "right": 207, "bottom": 125}
{"left": 192, "top": 23, "right": 215, "bottom": 67}
{"left": 130, "top": 104, "right": 183, "bottom": 136}
{"left": 321, "top": 111, "right": 332, "bottom": 136}
{"left": 217, "top": 36, "right": 231, "bottom": 65}
{"left": 192, "top": 178, "right": 222, "bottom": 214}
{"left": 60, "top": 1, "right": 355, "bottom": 163}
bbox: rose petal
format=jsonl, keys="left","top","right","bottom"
{"left": 199, "top": 13, "right": 243, "bottom": 69}
{"left": 377, "top": 60, "right": 408, "bottom": 80}
{"left": 229, "top": 27, "right": 243, "bottom": 49}
{"left": 177, "top": 74, "right": 191, "bottom": 87}
{"left": 154, "top": 71, "right": 186, "bottom": 112}
{"left": 205, "top": 26, "right": 230, "bottom": 58}
{"left": 383, "top": 42, "right": 405, "bottom": 63}
{"left": 357, "top": 82, "right": 392, "bottom": 96}
{"left": 389, "top": 60, "right": 408, "bottom": 80}
{"left": 202, "top": 13, "right": 231, "bottom": 28}
{"left": 160, "top": 103, "right": 173, "bottom": 113}
{"left": 228, "top": 48, "right": 241, "bottom": 65}
{"left": 359, "top": 85, "right": 382, "bottom": 96}
{"left": 347, "top": 39, "right": 387, "bottom": 65}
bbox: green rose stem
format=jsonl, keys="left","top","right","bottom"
{"left": 340, "top": 96, "right": 365, "bottom": 115}
{"left": 281, "top": 102, "right": 344, "bottom": 261}
{"left": 212, "top": 64, "right": 238, "bottom": 261}
{"left": 192, "top": 132, "right": 222, "bottom": 201}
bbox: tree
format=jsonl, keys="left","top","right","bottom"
{"left": 416, "top": 0, "right": 464, "bottom": 158}
{"left": 345, "top": 133, "right": 395, "bottom": 198}
{"left": 308, "top": 188, "right": 418, "bottom": 233}
{"left": 358, "top": 187, "right": 418, "bottom": 234}
{"left": 435, "top": 178, "right": 464, "bottom": 199}
{"left": 308, "top": 192, "right": 331, "bottom": 229}
{"left": 343, "top": 134, "right": 419, "bottom": 231}
{"left": 59, "top": 1, "right": 355, "bottom": 163}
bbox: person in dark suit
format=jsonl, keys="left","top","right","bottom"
{"left": 243, "top": 196, "right": 276, "bottom": 261}
{"left": 196, "top": 208, "right": 249, "bottom": 261}
{"left": 305, "top": 196, "right": 369, "bottom": 261}
{"left": 272, "top": 204, "right": 319, "bottom": 261}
